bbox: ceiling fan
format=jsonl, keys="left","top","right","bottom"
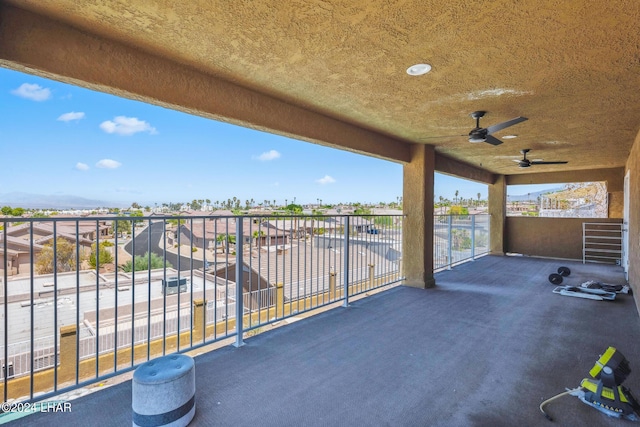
{"left": 514, "top": 149, "right": 568, "bottom": 168}
{"left": 467, "top": 111, "right": 527, "bottom": 145}
{"left": 421, "top": 111, "right": 528, "bottom": 145}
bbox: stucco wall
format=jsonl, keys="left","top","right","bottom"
{"left": 626, "top": 130, "right": 640, "bottom": 312}
{"left": 505, "top": 217, "right": 622, "bottom": 261}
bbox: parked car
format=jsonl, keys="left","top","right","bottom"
{"left": 367, "top": 228, "right": 379, "bottom": 234}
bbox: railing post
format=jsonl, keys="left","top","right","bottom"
{"left": 447, "top": 215, "right": 453, "bottom": 270}
{"left": 471, "top": 215, "right": 476, "bottom": 260}
{"left": 276, "top": 283, "right": 284, "bottom": 315}
{"left": 59, "top": 325, "right": 77, "bottom": 382}
{"left": 193, "top": 299, "right": 205, "bottom": 342}
{"left": 234, "top": 219, "right": 244, "bottom": 348}
{"left": 368, "top": 264, "right": 375, "bottom": 289}
{"left": 343, "top": 216, "right": 350, "bottom": 307}
{"left": 329, "top": 270, "right": 336, "bottom": 300}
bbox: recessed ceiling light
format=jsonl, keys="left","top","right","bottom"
{"left": 406, "top": 63, "right": 432, "bottom": 76}
{"left": 502, "top": 135, "right": 518, "bottom": 139}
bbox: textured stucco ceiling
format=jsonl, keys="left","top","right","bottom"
{"left": 5, "top": 0, "right": 640, "bottom": 175}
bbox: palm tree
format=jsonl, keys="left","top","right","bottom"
{"left": 455, "top": 190, "right": 459, "bottom": 204}
{"left": 477, "top": 193, "right": 481, "bottom": 207}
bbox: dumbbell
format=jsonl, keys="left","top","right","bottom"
{"left": 548, "top": 266, "right": 571, "bottom": 285}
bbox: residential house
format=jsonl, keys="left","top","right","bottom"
{"left": 0, "top": 222, "right": 95, "bottom": 275}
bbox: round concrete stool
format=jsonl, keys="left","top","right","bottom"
{"left": 132, "top": 354, "right": 195, "bottom": 427}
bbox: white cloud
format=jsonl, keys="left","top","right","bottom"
{"left": 254, "top": 150, "right": 281, "bottom": 161}
{"left": 11, "top": 83, "right": 52, "bottom": 101}
{"left": 58, "top": 112, "right": 85, "bottom": 122}
{"left": 75, "top": 162, "right": 89, "bottom": 171}
{"left": 96, "top": 159, "right": 122, "bottom": 169}
{"left": 316, "top": 175, "right": 336, "bottom": 185}
{"left": 99, "top": 116, "right": 157, "bottom": 136}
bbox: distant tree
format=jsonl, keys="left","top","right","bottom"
{"left": 216, "top": 234, "right": 236, "bottom": 253}
{"left": 451, "top": 229, "right": 472, "bottom": 250}
{"left": 131, "top": 202, "right": 141, "bottom": 209}
{"left": 374, "top": 216, "right": 393, "bottom": 226}
{"left": 455, "top": 190, "right": 459, "bottom": 204}
{"left": 35, "top": 238, "right": 77, "bottom": 274}
{"left": 114, "top": 216, "right": 132, "bottom": 237}
{"left": 285, "top": 203, "right": 303, "bottom": 214}
{"left": 252, "top": 230, "right": 266, "bottom": 245}
{"left": 1, "top": 206, "right": 12, "bottom": 215}
{"left": 121, "top": 252, "right": 171, "bottom": 272}
{"left": 353, "top": 206, "right": 371, "bottom": 216}
{"left": 448, "top": 205, "right": 469, "bottom": 216}
{"left": 477, "top": 193, "right": 481, "bottom": 206}
{"left": 167, "top": 217, "right": 186, "bottom": 226}
{"left": 89, "top": 242, "right": 114, "bottom": 268}
{"left": 130, "top": 210, "right": 144, "bottom": 225}
{"left": 11, "top": 207, "right": 24, "bottom": 217}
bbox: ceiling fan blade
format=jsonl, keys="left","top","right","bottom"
{"left": 486, "top": 116, "right": 528, "bottom": 135}
{"left": 530, "top": 161, "right": 568, "bottom": 165}
{"left": 484, "top": 135, "right": 503, "bottom": 146}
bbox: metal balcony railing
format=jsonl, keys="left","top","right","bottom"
{"left": 0, "top": 213, "right": 404, "bottom": 403}
{"left": 0, "top": 212, "right": 489, "bottom": 404}
{"left": 434, "top": 214, "right": 490, "bottom": 271}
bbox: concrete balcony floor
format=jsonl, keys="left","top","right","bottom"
{"left": 7, "top": 256, "right": 640, "bottom": 426}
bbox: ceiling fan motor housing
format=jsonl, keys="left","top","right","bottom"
{"left": 469, "top": 128, "right": 487, "bottom": 143}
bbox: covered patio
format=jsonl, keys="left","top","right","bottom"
{"left": 1, "top": 2, "right": 640, "bottom": 425}
{"left": 9, "top": 256, "right": 639, "bottom": 426}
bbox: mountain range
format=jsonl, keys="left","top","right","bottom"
{"left": 508, "top": 187, "right": 562, "bottom": 202}
{"left": 0, "top": 192, "right": 129, "bottom": 209}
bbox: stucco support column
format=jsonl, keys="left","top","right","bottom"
{"left": 489, "top": 175, "right": 507, "bottom": 255}
{"left": 402, "top": 144, "right": 436, "bottom": 288}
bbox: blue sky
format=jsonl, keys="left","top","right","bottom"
{"left": 1, "top": 67, "right": 551, "bottom": 207}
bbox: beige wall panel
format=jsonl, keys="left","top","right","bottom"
{"left": 609, "top": 191, "right": 624, "bottom": 219}
{"left": 626, "top": 130, "right": 640, "bottom": 314}
{"left": 506, "top": 217, "right": 623, "bottom": 260}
